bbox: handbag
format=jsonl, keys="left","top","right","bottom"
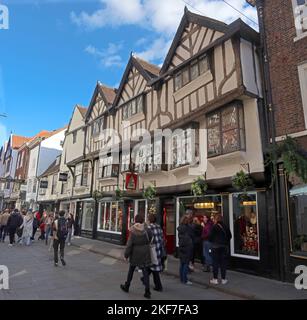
{"left": 146, "top": 231, "right": 158, "bottom": 266}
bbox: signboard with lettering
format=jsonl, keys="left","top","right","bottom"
{"left": 59, "top": 173, "right": 68, "bottom": 182}
{"left": 40, "top": 180, "right": 48, "bottom": 189}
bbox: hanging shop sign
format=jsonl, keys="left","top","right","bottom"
{"left": 40, "top": 180, "right": 48, "bottom": 189}
{"left": 125, "top": 173, "right": 138, "bottom": 190}
{"left": 59, "top": 172, "right": 68, "bottom": 182}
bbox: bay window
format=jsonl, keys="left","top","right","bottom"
{"left": 74, "top": 163, "right": 83, "bottom": 187}
{"left": 75, "top": 162, "right": 89, "bottom": 187}
{"left": 207, "top": 102, "right": 245, "bottom": 157}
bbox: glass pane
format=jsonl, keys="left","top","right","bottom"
{"left": 207, "top": 127, "right": 221, "bottom": 156}
{"left": 117, "top": 206, "right": 123, "bottom": 233}
{"left": 199, "top": 55, "right": 209, "bottom": 74}
{"left": 182, "top": 67, "right": 189, "bottom": 86}
{"left": 82, "top": 202, "right": 94, "bottom": 231}
{"left": 222, "top": 129, "right": 239, "bottom": 153}
{"left": 99, "top": 203, "right": 105, "bottom": 230}
{"left": 191, "top": 62, "right": 199, "bottom": 80}
{"left": 207, "top": 113, "right": 220, "bottom": 127}
{"left": 240, "top": 129, "right": 245, "bottom": 150}
{"left": 232, "top": 193, "right": 259, "bottom": 258}
{"left": 105, "top": 202, "right": 111, "bottom": 230}
{"left": 222, "top": 106, "right": 238, "bottom": 131}
{"left": 110, "top": 202, "right": 117, "bottom": 231}
{"left": 175, "top": 73, "right": 182, "bottom": 91}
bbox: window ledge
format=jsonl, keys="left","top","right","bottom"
{"left": 173, "top": 70, "right": 213, "bottom": 103}
{"left": 122, "top": 112, "right": 145, "bottom": 124}
{"left": 208, "top": 151, "right": 247, "bottom": 168}
{"left": 98, "top": 176, "right": 118, "bottom": 181}
{"left": 294, "top": 32, "right": 307, "bottom": 42}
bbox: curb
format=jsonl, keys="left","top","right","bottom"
{"left": 72, "top": 243, "right": 258, "bottom": 300}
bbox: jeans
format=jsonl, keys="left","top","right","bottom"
{"left": 126, "top": 265, "right": 150, "bottom": 291}
{"left": 53, "top": 239, "right": 65, "bottom": 263}
{"left": 45, "top": 226, "right": 51, "bottom": 244}
{"left": 179, "top": 262, "right": 189, "bottom": 283}
{"left": 66, "top": 228, "right": 73, "bottom": 244}
{"left": 203, "top": 240, "right": 213, "bottom": 266}
{"left": 0, "top": 225, "right": 7, "bottom": 241}
{"left": 32, "top": 227, "right": 37, "bottom": 240}
{"left": 211, "top": 247, "right": 228, "bottom": 280}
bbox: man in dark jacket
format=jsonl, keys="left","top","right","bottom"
{"left": 208, "top": 213, "right": 232, "bottom": 285}
{"left": 178, "top": 215, "right": 193, "bottom": 285}
{"left": 7, "top": 209, "right": 23, "bottom": 246}
{"left": 121, "top": 214, "right": 153, "bottom": 299}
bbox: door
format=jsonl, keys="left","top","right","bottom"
{"left": 74, "top": 201, "right": 83, "bottom": 236}
{"left": 163, "top": 199, "right": 176, "bottom": 254}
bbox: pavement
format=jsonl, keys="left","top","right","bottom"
{"left": 0, "top": 237, "right": 241, "bottom": 300}
{"left": 70, "top": 236, "right": 307, "bottom": 300}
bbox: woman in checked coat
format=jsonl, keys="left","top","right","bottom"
{"left": 146, "top": 214, "right": 167, "bottom": 292}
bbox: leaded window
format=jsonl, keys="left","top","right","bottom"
{"left": 122, "top": 95, "right": 144, "bottom": 120}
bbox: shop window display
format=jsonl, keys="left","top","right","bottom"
{"left": 98, "top": 201, "right": 122, "bottom": 234}
{"left": 289, "top": 183, "right": 307, "bottom": 254}
{"left": 81, "top": 202, "right": 94, "bottom": 231}
{"left": 231, "top": 193, "right": 259, "bottom": 259}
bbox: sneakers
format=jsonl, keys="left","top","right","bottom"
{"left": 120, "top": 284, "right": 129, "bottom": 293}
{"left": 185, "top": 281, "right": 193, "bottom": 285}
{"left": 8, "top": 243, "right": 13, "bottom": 247}
{"left": 60, "top": 258, "right": 66, "bottom": 266}
{"left": 67, "top": 243, "right": 71, "bottom": 246}
{"left": 221, "top": 279, "right": 228, "bottom": 285}
{"left": 210, "top": 279, "right": 219, "bottom": 285}
{"left": 54, "top": 262, "right": 58, "bottom": 267}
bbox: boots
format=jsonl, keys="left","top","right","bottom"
{"left": 120, "top": 283, "right": 129, "bottom": 293}
{"left": 144, "top": 289, "right": 151, "bottom": 299}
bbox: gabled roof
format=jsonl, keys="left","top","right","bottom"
{"left": 12, "top": 135, "right": 31, "bottom": 150}
{"left": 39, "top": 160, "right": 60, "bottom": 178}
{"left": 85, "top": 83, "right": 117, "bottom": 121}
{"left": 113, "top": 55, "right": 160, "bottom": 108}
{"left": 76, "top": 105, "right": 88, "bottom": 119}
{"left": 160, "top": 7, "right": 229, "bottom": 74}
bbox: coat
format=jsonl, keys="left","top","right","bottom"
{"left": 124, "top": 223, "right": 152, "bottom": 267}
{"left": 208, "top": 222, "right": 232, "bottom": 248}
{"left": 177, "top": 224, "right": 193, "bottom": 263}
{"left": 7, "top": 212, "right": 23, "bottom": 230}
{"left": 22, "top": 214, "right": 33, "bottom": 238}
{"left": 202, "top": 220, "right": 214, "bottom": 241}
{"left": 147, "top": 223, "right": 166, "bottom": 272}
{"left": 192, "top": 223, "right": 203, "bottom": 245}
{"left": 0, "top": 212, "right": 10, "bottom": 226}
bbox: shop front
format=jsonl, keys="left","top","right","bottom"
{"left": 80, "top": 200, "right": 95, "bottom": 238}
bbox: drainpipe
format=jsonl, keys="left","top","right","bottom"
{"left": 256, "top": 0, "right": 286, "bottom": 281}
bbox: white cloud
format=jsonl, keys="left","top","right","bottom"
{"left": 85, "top": 42, "right": 124, "bottom": 68}
{"left": 73, "top": 0, "right": 257, "bottom": 64}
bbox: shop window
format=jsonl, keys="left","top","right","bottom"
{"left": 81, "top": 202, "right": 94, "bottom": 231}
{"left": 122, "top": 95, "right": 144, "bottom": 120}
{"left": 98, "top": 201, "right": 122, "bottom": 234}
{"left": 135, "top": 199, "right": 148, "bottom": 222}
{"left": 289, "top": 183, "right": 307, "bottom": 254}
{"left": 230, "top": 193, "right": 259, "bottom": 260}
{"left": 207, "top": 102, "right": 245, "bottom": 157}
{"left": 174, "top": 54, "right": 210, "bottom": 91}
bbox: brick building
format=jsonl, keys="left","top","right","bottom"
{"left": 247, "top": 0, "right": 307, "bottom": 281}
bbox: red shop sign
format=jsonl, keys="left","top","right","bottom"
{"left": 125, "top": 173, "right": 138, "bottom": 190}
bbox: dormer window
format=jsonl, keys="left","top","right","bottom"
{"left": 174, "top": 54, "right": 209, "bottom": 91}
{"left": 122, "top": 95, "right": 144, "bottom": 120}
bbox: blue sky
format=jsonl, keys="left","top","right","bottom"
{"left": 0, "top": 0, "right": 257, "bottom": 145}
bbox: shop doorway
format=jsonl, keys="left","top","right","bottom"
{"left": 135, "top": 199, "right": 148, "bottom": 222}
{"left": 74, "top": 201, "right": 83, "bottom": 236}
{"left": 162, "top": 199, "right": 176, "bottom": 254}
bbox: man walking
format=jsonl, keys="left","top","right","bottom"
{"left": 7, "top": 209, "right": 23, "bottom": 247}
{"left": 52, "top": 211, "right": 68, "bottom": 267}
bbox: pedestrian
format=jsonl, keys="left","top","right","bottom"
{"left": 16, "top": 210, "right": 27, "bottom": 244}
{"left": 31, "top": 211, "right": 40, "bottom": 241}
{"left": 146, "top": 214, "right": 166, "bottom": 292}
{"left": 177, "top": 215, "right": 193, "bottom": 285}
{"left": 0, "top": 209, "right": 10, "bottom": 242}
{"left": 52, "top": 210, "right": 68, "bottom": 267}
{"left": 45, "top": 212, "right": 54, "bottom": 245}
{"left": 7, "top": 209, "right": 23, "bottom": 247}
{"left": 208, "top": 213, "right": 232, "bottom": 285}
{"left": 185, "top": 210, "right": 196, "bottom": 272}
{"left": 66, "top": 213, "right": 74, "bottom": 246}
{"left": 38, "top": 211, "right": 46, "bottom": 240}
{"left": 202, "top": 215, "right": 214, "bottom": 272}
{"left": 21, "top": 211, "right": 34, "bottom": 246}
{"left": 120, "top": 214, "right": 153, "bottom": 299}
{"left": 191, "top": 217, "right": 204, "bottom": 269}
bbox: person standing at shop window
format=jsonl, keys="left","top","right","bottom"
{"left": 177, "top": 215, "right": 194, "bottom": 285}
{"left": 208, "top": 213, "right": 232, "bottom": 285}
{"left": 145, "top": 214, "right": 167, "bottom": 292}
{"left": 120, "top": 214, "right": 153, "bottom": 299}
{"left": 202, "top": 215, "right": 214, "bottom": 272}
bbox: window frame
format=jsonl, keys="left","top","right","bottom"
{"left": 98, "top": 201, "right": 122, "bottom": 234}
{"left": 207, "top": 102, "right": 246, "bottom": 158}
{"left": 122, "top": 95, "right": 144, "bottom": 120}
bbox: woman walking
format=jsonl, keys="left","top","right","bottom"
{"left": 208, "top": 213, "right": 232, "bottom": 285}
{"left": 45, "top": 212, "right": 54, "bottom": 245}
{"left": 120, "top": 214, "right": 153, "bottom": 299}
{"left": 146, "top": 214, "right": 166, "bottom": 292}
{"left": 22, "top": 211, "right": 34, "bottom": 246}
{"left": 177, "top": 215, "right": 193, "bottom": 285}
{"left": 66, "top": 213, "right": 74, "bottom": 246}
{"left": 202, "top": 215, "right": 214, "bottom": 272}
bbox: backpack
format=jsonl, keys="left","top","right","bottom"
{"left": 57, "top": 217, "right": 68, "bottom": 240}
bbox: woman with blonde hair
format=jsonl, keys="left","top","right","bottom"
{"left": 21, "top": 211, "right": 34, "bottom": 246}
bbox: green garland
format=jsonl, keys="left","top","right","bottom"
{"left": 191, "top": 176, "right": 208, "bottom": 197}
{"left": 143, "top": 185, "right": 157, "bottom": 200}
{"left": 115, "top": 187, "right": 123, "bottom": 199}
{"left": 266, "top": 136, "right": 307, "bottom": 184}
